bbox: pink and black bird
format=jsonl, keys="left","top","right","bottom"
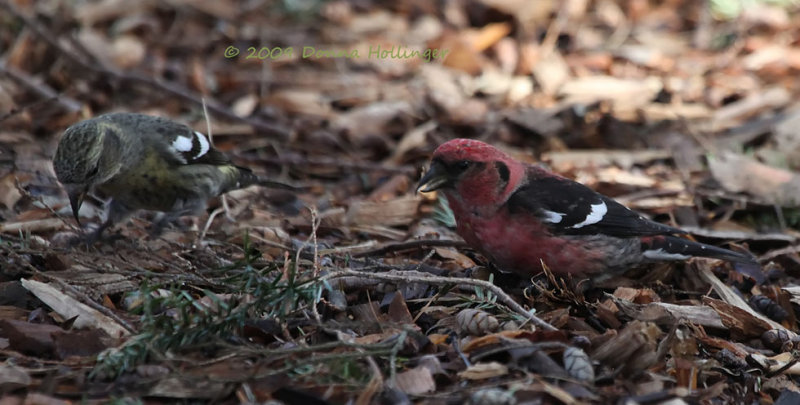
{"left": 417, "top": 139, "right": 756, "bottom": 279}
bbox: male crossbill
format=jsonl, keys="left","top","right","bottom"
{"left": 417, "top": 139, "right": 756, "bottom": 279}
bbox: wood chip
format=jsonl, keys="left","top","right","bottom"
{"left": 20, "top": 279, "right": 130, "bottom": 338}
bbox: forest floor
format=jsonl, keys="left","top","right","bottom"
{"left": 3, "top": 0, "right": 800, "bottom": 403}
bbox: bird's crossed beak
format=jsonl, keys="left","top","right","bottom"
{"left": 66, "top": 185, "right": 88, "bottom": 226}
{"left": 416, "top": 161, "right": 450, "bottom": 193}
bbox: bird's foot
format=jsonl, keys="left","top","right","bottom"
{"left": 66, "top": 226, "right": 122, "bottom": 247}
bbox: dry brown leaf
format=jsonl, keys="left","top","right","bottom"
{"left": 543, "top": 149, "right": 671, "bottom": 172}
{"left": 708, "top": 151, "right": 800, "bottom": 206}
{"left": 76, "top": 28, "right": 115, "bottom": 68}
{"left": 111, "top": 35, "right": 146, "bottom": 68}
{"left": 461, "top": 330, "right": 533, "bottom": 353}
{"left": 331, "top": 101, "right": 414, "bottom": 143}
{"left": 74, "top": 0, "right": 156, "bottom": 24}
{"left": 394, "top": 366, "right": 436, "bottom": 395}
{"left": 345, "top": 195, "right": 421, "bottom": 227}
{"left": 231, "top": 94, "right": 259, "bottom": 118}
{"left": 457, "top": 362, "right": 508, "bottom": 380}
{"left": 0, "top": 173, "right": 23, "bottom": 209}
{"left": 558, "top": 76, "right": 661, "bottom": 106}
{"left": 0, "top": 363, "right": 31, "bottom": 392}
{"left": 468, "top": 22, "right": 512, "bottom": 52}
{"left": 532, "top": 51, "right": 570, "bottom": 95}
{"left": 741, "top": 3, "right": 790, "bottom": 29}
{"left": 388, "top": 292, "right": 414, "bottom": 324}
{"left": 711, "top": 87, "right": 790, "bottom": 131}
{"left": 389, "top": 120, "right": 437, "bottom": 164}
{"left": 440, "top": 35, "right": 484, "bottom": 74}
{"left": 266, "top": 90, "right": 332, "bottom": 117}
{"left": 433, "top": 247, "right": 476, "bottom": 269}
{"left": 613, "top": 287, "right": 659, "bottom": 304}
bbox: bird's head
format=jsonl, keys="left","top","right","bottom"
{"left": 417, "top": 139, "right": 524, "bottom": 207}
{"left": 53, "top": 119, "right": 122, "bottom": 224}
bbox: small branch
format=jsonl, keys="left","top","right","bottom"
{"left": 352, "top": 239, "right": 469, "bottom": 258}
{"left": 321, "top": 269, "right": 557, "bottom": 331}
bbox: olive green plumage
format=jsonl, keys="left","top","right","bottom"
{"left": 53, "top": 112, "right": 261, "bottom": 240}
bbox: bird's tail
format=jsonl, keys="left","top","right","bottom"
{"left": 641, "top": 235, "right": 757, "bottom": 265}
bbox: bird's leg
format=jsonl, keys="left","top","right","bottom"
{"left": 77, "top": 199, "right": 131, "bottom": 245}
{"left": 149, "top": 212, "right": 183, "bottom": 237}
{"left": 149, "top": 200, "right": 206, "bottom": 237}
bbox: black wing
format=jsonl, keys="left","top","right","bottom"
{"left": 505, "top": 167, "right": 684, "bottom": 237}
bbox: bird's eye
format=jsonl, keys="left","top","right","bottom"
{"left": 455, "top": 160, "right": 471, "bottom": 171}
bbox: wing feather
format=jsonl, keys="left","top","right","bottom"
{"left": 505, "top": 167, "right": 684, "bottom": 237}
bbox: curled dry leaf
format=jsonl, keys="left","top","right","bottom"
{"left": 456, "top": 308, "right": 500, "bottom": 336}
{"left": 563, "top": 347, "right": 595, "bottom": 383}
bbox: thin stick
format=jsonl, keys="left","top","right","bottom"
{"left": 353, "top": 239, "right": 469, "bottom": 258}
{"left": 321, "top": 269, "right": 557, "bottom": 331}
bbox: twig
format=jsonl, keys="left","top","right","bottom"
{"left": 386, "top": 330, "right": 407, "bottom": 388}
{"left": 539, "top": 1, "right": 571, "bottom": 57}
{"left": 14, "top": 177, "right": 79, "bottom": 232}
{"left": 321, "top": 269, "right": 557, "bottom": 331}
{"left": 352, "top": 239, "right": 469, "bottom": 258}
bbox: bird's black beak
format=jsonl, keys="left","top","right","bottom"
{"left": 417, "top": 161, "right": 450, "bottom": 193}
{"left": 67, "top": 186, "right": 87, "bottom": 226}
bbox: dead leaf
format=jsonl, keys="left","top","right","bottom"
{"left": 708, "top": 151, "right": 800, "bottom": 206}
{"left": 0, "top": 363, "right": 31, "bottom": 391}
{"left": 266, "top": 90, "right": 332, "bottom": 117}
{"left": 0, "top": 174, "right": 23, "bottom": 209}
{"left": 231, "top": 94, "right": 259, "bottom": 118}
{"left": 345, "top": 195, "right": 421, "bottom": 227}
{"left": 457, "top": 362, "right": 508, "bottom": 380}
{"left": 111, "top": 35, "right": 146, "bottom": 68}
{"left": 394, "top": 366, "right": 435, "bottom": 395}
